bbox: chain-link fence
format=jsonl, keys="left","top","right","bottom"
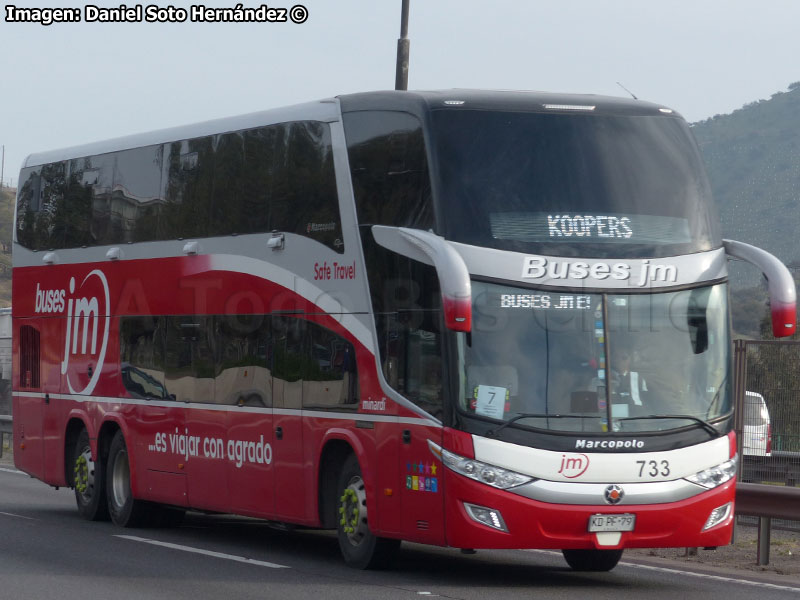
{"left": 735, "top": 340, "right": 800, "bottom": 485}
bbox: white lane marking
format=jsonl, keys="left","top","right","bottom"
{"left": 0, "top": 467, "right": 25, "bottom": 475}
{"left": 525, "top": 549, "right": 800, "bottom": 592}
{"left": 626, "top": 561, "right": 800, "bottom": 592}
{"left": 116, "top": 535, "right": 290, "bottom": 569}
{"left": 0, "top": 511, "right": 36, "bottom": 520}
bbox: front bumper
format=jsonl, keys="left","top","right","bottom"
{"left": 443, "top": 470, "right": 735, "bottom": 550}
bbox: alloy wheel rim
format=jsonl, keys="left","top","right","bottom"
{"left": 339, "top": 475, "right": 369, "bottom": 546}
{"left": 111, "top": 450, "right": 130, "bottom": 509}
{"left": 74, "top": 446, "right": 95, "bottom": 501}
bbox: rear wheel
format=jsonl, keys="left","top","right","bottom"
{"left": 562, "top": 548, "right": 624, "bottom": 572}
{"left": 336, "top": 454, "right": 400, "bottom": 569}
{"left": 73, "top": 429, "right": 109, "bottom": 521}
{"left": 106, "top": 430, "right": 150, "bottom": 527}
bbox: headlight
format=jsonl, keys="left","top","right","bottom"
{"left": 685, "top": 457, "right": 737, "bottom": 489}
{"left": 440, "top": 447, "right": 533, "bottom": 489}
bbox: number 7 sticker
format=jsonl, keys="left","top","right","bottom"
{"left": 475, "top": 385, "right": 509, "bottom": 419}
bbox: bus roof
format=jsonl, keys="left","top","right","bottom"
{"left": 22, "top": 89, "right": 679, "bottom": 169}
{"left": 22, "top": 98, "right": 339, "bottom": 168}
{"left": 337, "top": 89, "right": 679, "bottom": 117}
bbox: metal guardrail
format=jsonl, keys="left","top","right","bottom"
{"left": 0, "top": 415, "right": 11, "bottom": 459}
{"left": 735, "top": 482, "right": 800, "bottom": 565}
{"left": 736, "top": 482, "right": 800, "bottom": 519}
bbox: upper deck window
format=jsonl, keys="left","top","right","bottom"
{"left": 15, "top": 121, "right": 342, "bottom": 253}
{"left": 430, "top": 110, "right": 720, "bottom": 259}
{"left": 343, "top": 110, "right": 434, "bottom": 232}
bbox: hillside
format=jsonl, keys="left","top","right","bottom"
{"left": 692, "top": 83, "right": 800, "bottom": 275}
{"left": 690, "top": 82, "right": 800, "bottom": 337}
{"left": 0, "top": 187, "right": 11, "bottom": 307}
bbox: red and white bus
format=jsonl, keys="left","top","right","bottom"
{"left": 11, "top": 90, "right": 796, "bottom": 571}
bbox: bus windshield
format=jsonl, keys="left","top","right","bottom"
{"left": 456, "top": 281, "right": 731, "bottom": 434}
{"left": 431, "top": 110, "right": 720, "bottom": 258}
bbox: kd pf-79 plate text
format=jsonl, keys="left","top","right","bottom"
{"left": 588, "top": 513, "right": 636, "bottom": 532}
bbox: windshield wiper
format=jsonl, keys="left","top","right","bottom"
{"left": 486, "top": 413, "right": 595, "bottom": 437}
{"left": 616, "top": 414, "right": 719, "bottom": 437}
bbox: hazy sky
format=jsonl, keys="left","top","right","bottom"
{"left": 2, "top": 0, "right": 799, "bottom": 186}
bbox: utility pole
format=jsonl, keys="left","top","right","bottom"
{"left": 1, "top": 145, "right": 4, "bottom": 190}
{"left": 394, "top": 0, "right": 410, "bottom": 91}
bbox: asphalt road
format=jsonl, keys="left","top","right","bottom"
{"left": 1, "top": 465, "right": 799, "bottom": 600}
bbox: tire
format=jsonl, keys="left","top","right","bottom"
{"left": 106, "top": 430, "right": 150, "bottom": 527}
{"left": 336, "top": 454, "right": 400, "bottom": 569}
{"left": 562, "top": 548, "right": 624, "bottom": 572}
{"left": 72, "top": 429, "right": 109, "bottom": 521}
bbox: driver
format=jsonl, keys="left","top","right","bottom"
{"left": 611, "top": 348, "right": 648, "bottom": 407}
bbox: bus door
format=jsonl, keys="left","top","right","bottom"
{"left": 386, "top": 322, "right": 446, "bottom": 545}
{"left": 399, "top": 418, "right": 445, "bottom": 544}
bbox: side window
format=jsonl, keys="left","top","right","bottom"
{"left": 15, "top": 121, "right": 341, "bottom": 251}
{"left": 179, "top": 121, "right": 342, "bottom": 251}
{"left": 270, "top": 317, "right": 358, "bottom": 410}
{"left": 16, "top": 162, "right": 84, "bottom": 251}
{"left": 16, "top": 167, "right": 44, "bottom": 250}
{"left": 215, "top": 314, "right": 272, "bottom": 407}
{"left": 373, "top": 251, "right": 444, "bottom": 419}
{"left": 19, "top": 325, "right": 41, "bottom": 389}
{"left": 17, "top": 148, "right": 165, "bottom": 250}
{"left": 164, "top": 316, "right": 217, "bottom": 403}
{"left": 161, "top": 137, "right": 215, "bottom": 239}
{"left": 119, "top": 317, "right": 169, "bottom": 400}
{"left": 210, "top": 131, "right": 262, "bottom": 237}
{"left": 303, "top": 321, "right": 358, "bottom": 410}
{"left": 111, "top": 145, "right": 165, "bottom": 244}
{"left": 271, "top": 316, "right": 306, "bottom": 409}
{"left": 71, "top": 154, "right": 114, "bottom": 246}
{"left": 270, "top": 122, "right": 343, "bottom": 252}
{"left": 343, "top": 111, "right": 442, "bottom": 418}
{"left": 343, "top": 110, "right": 434, "bottom": 231}
{"left": 60, "top": 163, "right": 95, "bottom": 249}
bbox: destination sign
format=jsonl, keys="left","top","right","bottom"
{"left": 500, "top": 293, "right": 593, "bottom": 310}
{"left": 548, "top": 214, "right": 632, "bottom": 239}
{"left": 488, "top": 212, "right": 692, "bottom": 245}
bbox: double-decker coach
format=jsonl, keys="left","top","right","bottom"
{"left": 12, "top": 90, "right": 796, "bottom": 571}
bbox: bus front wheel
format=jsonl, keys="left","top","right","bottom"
{"left": 72, "top": 429, "right": 109, "bottom": 521}
{"left": 106, "top": 430, "right": 150, "bottom": 527}
{"left": 562, "top": 548, "right": 624, "bottom": 572}
{"left": 336, "top": 454, "right": 400, "bottom": 569}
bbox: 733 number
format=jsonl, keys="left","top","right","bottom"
{"left": 636, "top": 460, "right": 670, "bottom": 478}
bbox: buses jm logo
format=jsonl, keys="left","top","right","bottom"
{"left": 59, "top": 270, "right": 111, "bottom": 395}
{"left": 557, "top": 453, "right": 590, "bottom": 478}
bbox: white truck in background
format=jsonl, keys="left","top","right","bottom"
{"left": 743, "top": 391, "right": 772, "bottom": 457}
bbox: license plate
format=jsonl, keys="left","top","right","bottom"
{"left": 588, "top": 513, "right": 636, "bottom": 532}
